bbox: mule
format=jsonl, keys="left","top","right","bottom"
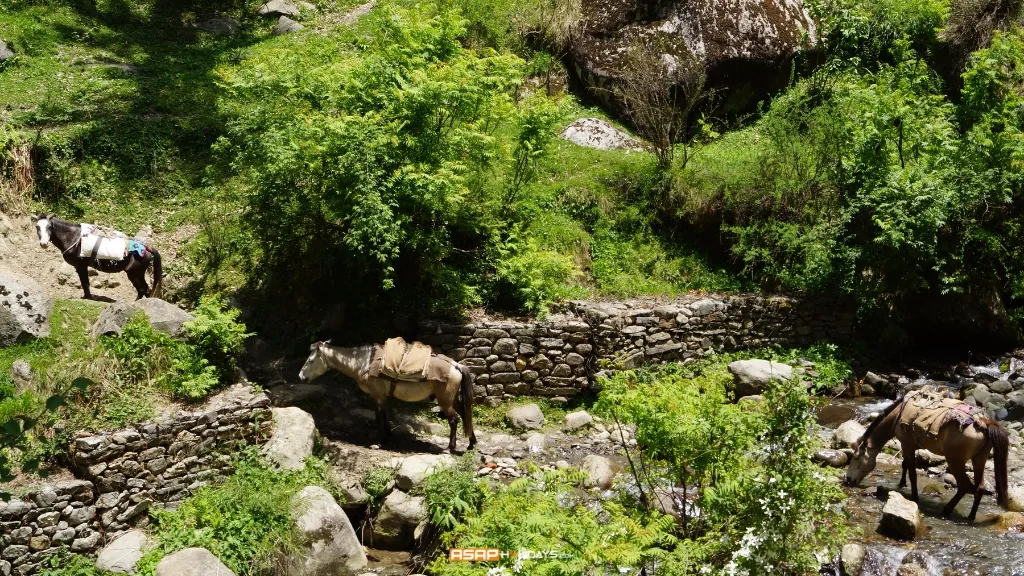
{"left": 844, "top": 393, "right": 1009, "bottom": 521}
{"left": 32, "top": 214, "right": 162, "bottom": 301}
{"left": 298, "top": 341, "right": 476, "bottom": 453}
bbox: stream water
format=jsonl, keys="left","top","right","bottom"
{"left": 820, "top": 393, "right": 1024, "bottom": 576}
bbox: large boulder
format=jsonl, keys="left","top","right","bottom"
{"left": 371, "top": 491, "right": 427, "bottom": 550}
{"left": 288, "top": 486, "right": 368, "bottom": 576}
{"left": 728, "top": 360, "right": 794, "bottom": 398}
{"left": 92, "top": 301, "right": 132, "bottom": 338}
{"left": 95, "top": 530, "right": 147, "bottom": 573}
{"left": 878, "top": 492, "right": 923, "bottom": 540}
{"left": 582, "top": 455, "right": 614, "bottom": 489}
{"left": 567, "top": 0, "right": 816, "bottom": 117}
{"left": 507, "top": 404, "right": 545, "bottom": 430}
{"left": 259, "top": 0, "right": 299, "bottom": 17}
{"left": 0, "top": 269, "right": 54, "bottom": 346}
{"left": 395, "top": 454, "right": 454, "bottom": 491}
{"left": 155, "top": 548, "right": 236, "bottom": 576}
{"left": 563, "top": 410, "right": 593, "bottom": 432}
{"left": 840, "top": 543, "right": 865, "bottom": 576}
{"left": 0, "top": 39, "right": 13, "bottom": 62}
{"left": 272, "top": 16, "right": 304, "bottom": 35}
{"left": 262, "top": 407, "right": 316, "bottom": 471}
{"left": 130, "top": 298, "right": 195, "bottom": 338}
{"left": 834, "top": 420, "right": 867, "bottom": 449}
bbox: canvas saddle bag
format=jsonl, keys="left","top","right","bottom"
{"left": 79, "top": 223, "right": 129, "bottom": 261}
{"left": 899, "top": 389, "right": 982, "bottom": 439}
{"left": 368, "top": 336, "right": 453, "bottom": 383}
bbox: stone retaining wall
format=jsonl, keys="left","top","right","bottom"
{"left": 420, "top": 294, "right": 854, "bottom": 400}
{"left": 0, "top": 385, "right": 271, "bottom": 575}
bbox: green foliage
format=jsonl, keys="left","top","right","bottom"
{"left": 136, "top": 452, "right": 332, "bottom": 576}
{"left": 595, "top": 358, "right": 847, "bottom": 574}
{"left": 38, "top": 551, "right": 112, "bottom": 576}
{"left": 418, "top": 453, "right": 486, "bottom": 530}
{"left": 224, "top": 0, "right": 525, "bottom": 326}
{"left": 430, "top": 468, "right": 678, "bottom": 575}
{"left": 361, "top": 465, "right": 397, "bottom": 510}
{"left": 493, "top": 234, "right": 586, "bottom": 315}
{"left": 101, "top": 301, "right": 248, "bottom": 401}
{"left": 183, "top": 295, "right": 251, "bottom": 382}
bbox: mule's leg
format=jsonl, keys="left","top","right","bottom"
{"left": 76, "top": 265, "right": 92, "bottom": 299}
{"left": 374, "top": 400, "right": 391, "bottom": 445}
{"left": 443, "top": 407, "right": 459, "bottom": 454}
{"left": 905, "top": 450, "right": 919, "bottom": 502}
{"left": 127, "top": 267, "right": 148, "bottom": 300}
{"left": 942, "top": 459, "right": 972, "bottom": 518}
{"left": 898, "top": 465, "right": 908, "bottom": 489}
{"left": 967, "top": 452, "right": 988, "bottom": 521}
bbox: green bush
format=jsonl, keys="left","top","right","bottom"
{"left": 493, "top": 235, "right": 586, "bottom": 315}
{"left": 595, "top": 360, "right": 847, "bottom": 574}
{"left": 101, "top": 302, "right": 248, "bottom": 401}
{"left": 429, "top": 468, "right": 677, "bottom": 575}
{"left": 136, "top": 452, "right": 331, "bottom": 576}
{"left": 417, "top": 453, "right": 486, "bottom": 530}
{"left": 182, "top": 295, "right": 251, "bottom": 383}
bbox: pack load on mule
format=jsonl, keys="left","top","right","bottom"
{"left": 78, "top": 223, "right": 149, "bottom": 261}
{"left": 32, "top": 214, "right": 162, "bottom": 300}
{"left": 902, "top": 390, "right": 986, "bottom": 438}
{"left": 845, "top": 387, "right": 1010, "bottom": 521}
{"left": 298, "top": 338, "right": 476, "bottom": 453}
{"left": 368, "top": 336, "right": 455, "bottom": 383}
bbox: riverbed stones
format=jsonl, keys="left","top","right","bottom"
{"left": 1008, "top": 485, "right": 1024, "bottom": 512}
{"left": 840, "top": 543, "right": 865, "bottom": 576}
{"left": 262, "top": 407, "right": 316, "bottom": 470}
{"left": 507, "top": 404, "right": 544, "bottom": 430}
{"left": 813, "top": 449, "right": 849, "bottom": 468}
{"left": 0, "top": 269, "right": 54, "bottom": 346}
{"left": 372, "top": 491, "right": 427, "bottom": 550}
{"left": 95, "top": 530, "right": 147, "bottom": 573}
{"left": 834, "top": 420, "right": 867, "bottom": 449}
{"left": 396, "top": 454, "right": 454, "bottom": 491}
{"left": 728, "top": 360, "right": 794, "bottom": 398}
{"left": 288, "top": 486, "right": 367, "bottom": 576}
{"left": 878, "top": 491, "right": 923, "bottom": 540}
{"left": 156, "top": 547, "right": 235, "bottom": 576}
{"left": 582, "top": 455, "right": 614, "bottom": 489}
{"left": 564, "top": 410, "right": 593, "bottom": 432}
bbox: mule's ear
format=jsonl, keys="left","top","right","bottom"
{"left": 309, "top": 342, "right": 318, "bottom": 351}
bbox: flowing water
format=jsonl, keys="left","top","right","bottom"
{"left": 821, "top": 392, "right": 1024, "bottom": 575}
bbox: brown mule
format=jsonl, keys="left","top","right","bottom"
{"left": 844, "top": 392, "right": 1009, "bottom": 521}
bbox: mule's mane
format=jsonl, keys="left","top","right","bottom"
{"left": 858, "top": 395, "right": 904, "bottom": 443}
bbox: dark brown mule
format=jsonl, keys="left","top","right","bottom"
{"left": 32, "top": 214, "right": 163, "bottom": 300}
{"left": 845, "top": 393, "right": 1010, "bottom": 521}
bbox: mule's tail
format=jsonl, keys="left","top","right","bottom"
{"left": 456, "top": 363, "right": 476, "bottom": 445}
{"left": 150, "top": 248, "right": 163, "bottom": 299}
{"left": 986, "top": 420, "right": 1010, "bottom": 508}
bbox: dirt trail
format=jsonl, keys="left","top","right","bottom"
{"left": 0, "top": 210, "right": 195, "bottom": 303}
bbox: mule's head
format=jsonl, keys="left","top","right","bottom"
{"left": 298, "top": 341, "right": 329, "bottom": 383}
{"left": 844, "top": 437, "right": 877, "bottom": 486}
{"left": 31, "top": 214, "right": 54, "bottom": 247}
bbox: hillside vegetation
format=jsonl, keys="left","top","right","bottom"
{"left": 1, "top": 0, "right": 1023, "bottom": 351}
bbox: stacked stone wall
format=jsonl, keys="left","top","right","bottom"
{"left": 0, "top": 385, "right": 271, "bottom": 575}
{"left": 420, "top": 294, "right": 855, "bottom": 400}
